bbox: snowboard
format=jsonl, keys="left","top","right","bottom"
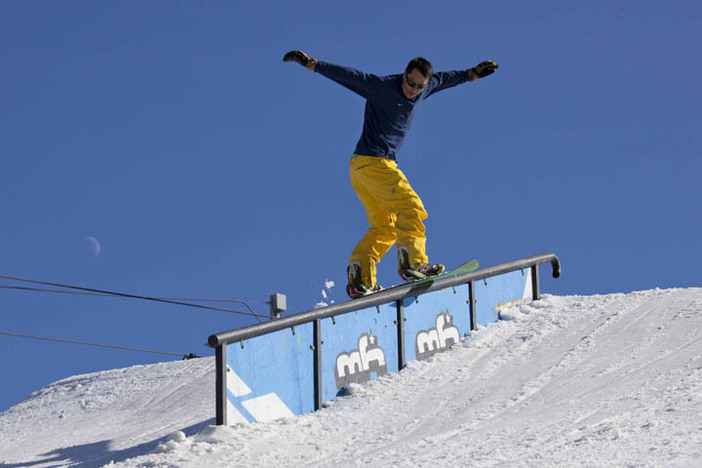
{"left": 353, "top": 259, "right": 480, "bottom": 299}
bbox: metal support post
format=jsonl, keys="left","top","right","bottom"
{"left": 313, "top": 319, "right": 322, "bottom": 410}
{"left": 531, "top": 264, "right": 540, "bottom": 301}
{"left": 397, "top": 299, "right": 406, "bottom": 370}
{"left": 468, "top": 281, "right": 477, "bottom": 331}
{"left": 215, "top": 345, "right": 227, "bottom": 425}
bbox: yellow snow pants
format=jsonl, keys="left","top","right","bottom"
{"left": 348, "top": 155, "right": 429, "bottom": 287}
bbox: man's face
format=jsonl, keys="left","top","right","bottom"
{"left": 402, "top": 69, "right": 429, "bottom": 99}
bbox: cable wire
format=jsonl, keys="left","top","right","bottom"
{"left": 0, "top": 284, "right": 263, "bottom": 305}
{"left": 0, "top": 275, "right": 269, "bottom": 321}
{"left": 0, "top": 331, "right": 187, "bottom": 357}
{"left": 0, "top": 284, "right": 265, "bottom": 304}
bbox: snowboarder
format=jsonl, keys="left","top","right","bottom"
{"left": 283, "top": 50, "right": 498, "bottom": 298}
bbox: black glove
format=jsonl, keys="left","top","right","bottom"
{"left": 467, "top": 60, "right": 499, "bottom": 82}
{"left": 283, "top": 50, "right": 318, "bottom": 71}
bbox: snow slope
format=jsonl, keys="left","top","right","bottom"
{"left": 0, "top": 358, "right": 214, "bottom": 467}
{"left": 1, "top": 288, "right": 701, "bottom": 467}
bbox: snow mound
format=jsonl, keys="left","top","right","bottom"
{"left": 0, "top": 358, "right": 214, "bottom": 467}
{"left": 2, "top": 288, "right": 701, "bottom": 467}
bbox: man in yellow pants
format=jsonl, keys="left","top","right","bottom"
{"left": 284, "top": 51, "right": 498, "bottom": 298}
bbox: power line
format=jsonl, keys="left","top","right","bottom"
{"left": 0, "top": 331, "right": 188, "bottom": 357}
{"left": 0, "top": 284, "right": 264, "bottom": 304}
{"left": 0, "top": 275, "right": 269, "bottom": 321}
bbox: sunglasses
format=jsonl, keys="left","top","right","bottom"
{"left": 404, "top": 73, "right": 428, "bottom": 90}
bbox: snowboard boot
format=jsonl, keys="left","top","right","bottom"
{"left": 400, "top": 262, "right": 446, "bottom": 281}
{"left": 346, "top": 261, "right": 382, "bottom": 299}
{"left": 398, "top": 246, "right": 445, "bottom": 281}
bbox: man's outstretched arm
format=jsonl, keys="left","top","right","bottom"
{"left": 427, "top": 60, "right": 500, "bottom": 97}
{"left": 282, "top": 50, "right": 380, "bottom": 99}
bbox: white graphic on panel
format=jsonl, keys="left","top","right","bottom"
{"left": 226, "top": 400, "right": 249, "bottom": 425}
{"left": 226, "top": 365, "right": 294, "bottom": 425}
{"left": 335, "top": 333, "right": 387, "bottom": 389}
{"left": 415, "top": 312, "right": 460, "bottom": 361}
{"left": 227, "top": 365, "right": 252, "bottom": 397}
{"left": 242, "top": 393, "right": 295, "bottom": 422}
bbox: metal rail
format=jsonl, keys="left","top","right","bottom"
{"left": 208, "top": 252, "right": 560, "bottom": 347}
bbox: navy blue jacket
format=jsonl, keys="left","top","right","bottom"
{"left": 315, "top": 60, "right": 471, "bottom": 161}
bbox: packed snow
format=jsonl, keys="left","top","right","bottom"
{"left": 1, "top": 288, "right": 701, "bottom": 467}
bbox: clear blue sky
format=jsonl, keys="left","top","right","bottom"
{"left": 1, "top": 0, "right": 700, "bottom": 412}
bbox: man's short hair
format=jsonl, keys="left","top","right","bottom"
{"left": 405, "top": 57, "right": 434, "bottom": 78}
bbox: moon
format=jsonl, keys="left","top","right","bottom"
{"left": 85, "top": 236, "right": 101, "bottom": 258}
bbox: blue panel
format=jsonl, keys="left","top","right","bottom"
{"left": 221, "top": 268, "right": 531, "bottom": 423}
{"left": 474, "top": 269, "right": 529, "bottom": 327}
{"left": 320, "top": 302, "right": 399, "bottom": 403}
{"left": 226, "top": 323, "right": 314, "bottom": 422}
{"left": 403, "top": 286, "right": 471, "bottom": 363}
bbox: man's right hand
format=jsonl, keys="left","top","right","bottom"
{"left": 283, "top": 50, "right": 318, "bottom": 71}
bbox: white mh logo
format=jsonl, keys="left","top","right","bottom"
{"left": 415, "top": 312, "right": 460, "bottom": 360}
{"left": 335, "top": 333, "right": 387, "bottom": 389}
